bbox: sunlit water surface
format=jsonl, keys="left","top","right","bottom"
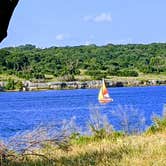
{"left": 0, "top": 86, "right": 165, "bottom": 139}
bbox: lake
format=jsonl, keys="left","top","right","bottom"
{"left": 0, "top": 86, "right": 165, "bottom": 139}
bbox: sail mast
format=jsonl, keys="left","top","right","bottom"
{"left": 98, "top": 79, "right": 113, "bottom": 104}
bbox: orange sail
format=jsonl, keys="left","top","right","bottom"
{"left": 98, "top": 79, "right": 113, "bottom": 104}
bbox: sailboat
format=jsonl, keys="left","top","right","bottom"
{"left": 98, "top": 79, "right": 113, "bottom": 104}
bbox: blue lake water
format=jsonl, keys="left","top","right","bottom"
{"left": 0, "top": 86, "right": 165, "bottom": 139}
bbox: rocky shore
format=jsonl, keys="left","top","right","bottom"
{"left": 0, "top": 79, "right": 166, "bottom": 92}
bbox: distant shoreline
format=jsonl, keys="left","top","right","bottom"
{"left": 0, "top": 79, "right": 166, "bottom": 92}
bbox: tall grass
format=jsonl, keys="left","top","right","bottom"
{"left": 111, "top": 105, "right": 146, "bottom": 134}
{"left": 0, "top": 105, "right": 166, "bottom": 166}
{"left": 146, "top": 105, "right": 166, "bottom": 134}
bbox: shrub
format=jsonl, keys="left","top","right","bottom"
{"left": 111, "top": 105, "right": 146, "bottom": 134}
{"left": 15, "top": 81, "right": 23, "bottom": 91}
{"left": 117, "top": 69, "right": 139, "bottom": 77}
{"left": 88, "top": 108, "right": 114, "bottom": 139}
{"left": 146, "top": 106, "right": 166, "bottom": 134}
{"left": 85, "top": 70, "right": 107, "bottom": 80}
{"left": 4, "top": 79, "right": 15, "bottom": 90}
{"left": 57, "top": 74, "right": 75, "bottom": 81}
{"left": 33, "top": 72, "right": 45, "bottom": 79}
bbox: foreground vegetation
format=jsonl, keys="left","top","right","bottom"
{"left": 2, "top": 133, "right": 166, "bottom": 166}
{"left": 0, "top": 43, "right": 166, "bottom": 82}
{"left": 0, "top": 107, "right": 166, "bottom": 166}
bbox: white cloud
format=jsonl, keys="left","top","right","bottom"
{"left": 84, "top": 41, "right": 92, "bottom": 45}
{"left": 94, "top": 13, "right": 112, "bottom": 22}
{"left": 55, "top": 34, "right": 65, "bottom": 41}
{"left": 55, "top": 33, "right": 70, "bottom": 41}
{"left": 83, "top": 13, "right": 112, "bottom": 23}
{"left": 108, "top": 38, "right": 133, "bottom": 45}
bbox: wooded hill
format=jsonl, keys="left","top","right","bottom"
{"left": 0, "top": 43, "right": 166, "bottom": 81}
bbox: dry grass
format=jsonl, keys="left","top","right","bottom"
{"left": 1, "top": 108, "right": 166, "bottom": 166}
{"left": 2, "top": 131, "right": 166, "bottom": 166}
{"left": 107, "top": 73, "right": 166, "bottom": 82}
{"left": 0, "top": 74, "right": 24, "bottom": 82}
{"left": 1, "top": 72, "right": 166, "bottom": 83}
{"left": 52, "top": 132, "right": 166, "bottom": 166}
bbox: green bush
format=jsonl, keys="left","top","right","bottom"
{"left": 5, "top": 79, "right": 15, "bottom": 90}
{"left": 117, "top": 69, "right": 139, "bottom": 77}
{"left": 146, "top": 109, "right": 166, "bottom": 134}
{"left": 15, "top": 81, "right": 23, "bottom": 91}
{"left": 57, "top": 74, "right": 75, "bottom": 81}
{"left": 4, "top": 79, "right": 23, "bottom": 91}
{"left": 85, "top": 70, "right": 107, "bottom": 80}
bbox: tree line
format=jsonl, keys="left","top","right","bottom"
{"left": 0, "top": 43, "right": 166, "bottom": 81}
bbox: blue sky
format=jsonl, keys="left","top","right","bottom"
{"left": 1, "top": 0, "right": 166, "bottom": 48}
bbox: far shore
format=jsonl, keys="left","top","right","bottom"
{"left": 0, "top": 79, "right": 166, "bottom": 92}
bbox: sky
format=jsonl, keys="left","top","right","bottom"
{"left": 1, "top": 0, "right": 166, "bottom": 48}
